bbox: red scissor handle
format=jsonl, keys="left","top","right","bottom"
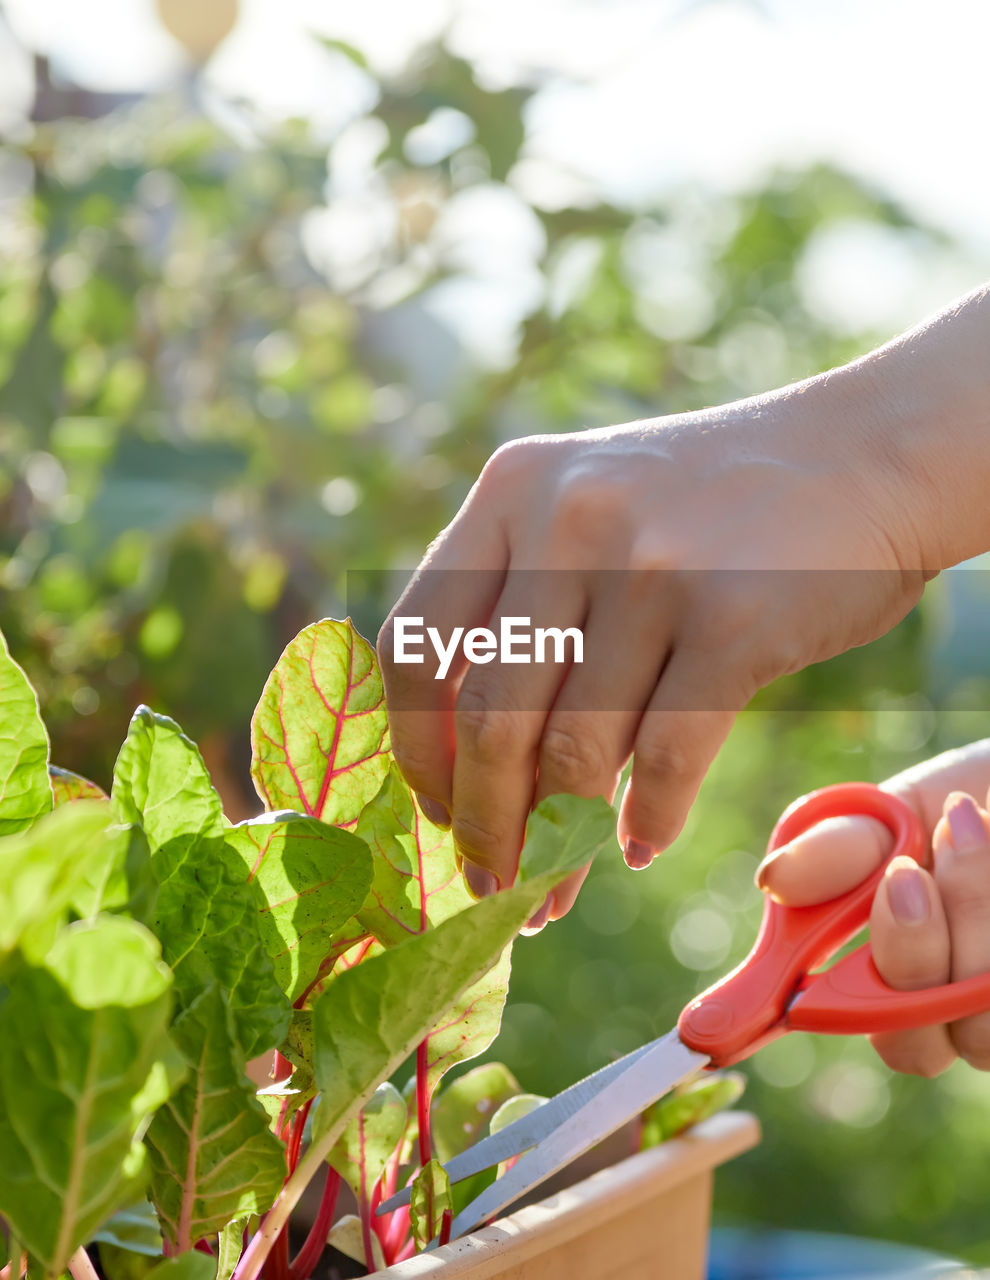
{"left": 678, "top": 781, "right": 990, "bottom": 1067}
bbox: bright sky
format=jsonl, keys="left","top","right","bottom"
{"left": 0, "top": 0, "right": 987, "bottom": 346}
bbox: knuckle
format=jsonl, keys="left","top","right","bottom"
{"left": 539, "top": 722, "right": 608, "bottom": 792}
{"left": 550, "top": 468, "right": 629, "bottom": 545}
{"left": 455, "top": 688, "right": 523, "bottom": 761}
{"left": 452, "top": 812, "right": 509, "bottom": 863}
{"left": 632, "top": 733, "right": 692, "bottom": 784}
{"left": 390, "top": 737, "right": 440, "bottom": 791}
{"left": 480, "top": 438, "right": 540, "bottom": 489}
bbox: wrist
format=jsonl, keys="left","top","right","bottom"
{"left": 768, "top": 285, "right": 990, "bottom": 573}
{"left": 832, "top": 285, "right": 990, "bottom": 571}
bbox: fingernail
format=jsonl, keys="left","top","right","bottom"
{"left": 755, "top": 846, "right": 786, "bottom": 892}
{"left": 947, "top": 794, "right": 988, "bottom": 854}
{"left": 417, "top": 794, "right": 451, "bottom": 828}
{"left": 524, "top": 894, "right": 554, "bottom": 933}
{"left": 623, "top": 838, "right": 656, "bottom": 870}
{"left": 463, "top": 861, "right": 498, "bottom": 899}
{"left": 887, "top": 862, "right": 931, "bottom": 925}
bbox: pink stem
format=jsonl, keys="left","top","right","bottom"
{"left": 416, "top": 1039, "right": 432, "bottom": 1168}
{"left": 383, "top": 1204, "right": 411, "bottom": 1263}
{"left": 289, "top": 1167, "right": 340, "bottom": 1280}
{"left": 393, "top": 1238, "right": 417, "bottom": 1264}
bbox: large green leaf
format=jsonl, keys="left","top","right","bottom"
{"left": 0, "top": 800, "right": 115, "bottom": 964}
{"left": 113, "top": 708, "right": 289, "bottom": 1058}
{"left": 422, "top": 947, "right": 513, "bottom": 1105}
{"left": 225, "top": 812, "right": 373, "bottom": 1003}
{"left": 355, "top": 763, "right": 471, "bottom": 945}
{"left": 324, "top": 1081, "right": 406, "bottom": 1213}
{"left": 0, "top": 629, "right": 52, "bottom": 835}
{"left": 308, "top": 794, "right": 615, "bottom": 1171}
{"left": 250, "top": 619, "right": 389, "bottom": 828}
{"left": 353, "top": 765, "right": 512, "bottom": 1102}
{"left": 144, "top": 985, "right": 287, "bottom": 1251}
{"left": 0, "top": 917, "right": 174, "bottom": 1275}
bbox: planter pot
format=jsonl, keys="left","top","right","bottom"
{"left": 374, "top": 1110, "right": 760, "bottom": 1280}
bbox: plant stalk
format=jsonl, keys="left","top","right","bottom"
{"left": 67, "top": 1248, "right": 100, "bottom": 1280}
{"left": 289, "top": 1167, "right": 339, "bottom": 1280}
{"left": 415, "top": 1039, "right": 431, "bottom": 1168}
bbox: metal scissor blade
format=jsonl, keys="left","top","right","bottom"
{"left": 377, "top": 1033, "right": 669, "bottom": 1216}
{"left": 437, "top": 1030, "right": 709, "bottom": 1245}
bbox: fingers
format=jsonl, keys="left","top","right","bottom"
{"left": 757, "top": 815, "right": 893, "bottom": 907}
{"left": 618, "top": 648, "right": 742, "bottom": 864}
{"left": 867, "top": 855, "right": 954, "bottom": 1077}
{"left": 378, "top": 506, "right": 507, "bottom": 828}
{"left": 756, "top": 738, "right": 990, "bottom": 907}
{"left": 932, "top": 793, "right": 990, "bottom": 1068}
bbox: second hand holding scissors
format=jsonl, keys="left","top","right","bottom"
{"left": 379, "top": 782, "right": 990, "bottom": 1243}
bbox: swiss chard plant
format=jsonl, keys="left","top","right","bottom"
{"left": 0, "top": 617, "right": 741, "bottom": 1280}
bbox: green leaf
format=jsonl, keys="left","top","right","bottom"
{"left": 432, "top": 1063, "right": 522, "bottom": 1163}
{"left": 49, "top": 764, "right": 107, "bottom": 806}
{"left": 145, "top": 1254, "right": 217, "bottom": 1280}
{"left": 422, "top": 946, "right": 513, "bottom": 1103}
{"left": 0, "top": 917, "right": 174, "bottom": 1275}
{"left": 353, "top": 766, "right": 512, "bottom": 1100}
{"left": 0, "top": 629, "right": 52, "bottom": 835}
{"left": 225, "top": 812, "right": 373, "bottom": 1003}
{"left": 355, "top": 764, "right": 472, "bottom": 946}
{"left": 309, "top": 794, "right": 615, "bottom": 1168}
{"left": 0, "top": 800, "right": 115, "bottom": 963}
{"left": 250, "top": 619, "right": 389, "bottom": 828}
{"left": 409, "top": 1159, "right": 452, "bottom": 1252}
{"left": 324, "top": 1081, "right": 406, "bottom": 1212}
{"left": 216, "top": 1218, "right": 248, "bottom": 1280}
{"left": 639, "top": 1072, "right": 746, "bottom": 1149}
{"left": 490, "top": 1092, "right": 548, "bottom": 1137}
{"left": 144, "top": 985, "right": 287, "bottom": 1252}
{"left": 70, "top": 822, "right": 147, "bottom": 920}
{"left": 92, "top": 1201, "right": 162, "bottom": 1255}
{"left": 113, "top": 708, "right": 289, "bottom": 1058}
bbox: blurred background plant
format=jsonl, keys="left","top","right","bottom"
{"left": 2, "top": 0, "right": 990, "bottom": 1265}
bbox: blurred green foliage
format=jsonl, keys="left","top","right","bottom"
{"left": 2, "top": 20, "right": 990, "bottom": 1264}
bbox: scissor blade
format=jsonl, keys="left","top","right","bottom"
{"left": 438, "top": 1030, "right": 709, "bottom": 1245}
{"left": 376, "top": 1033, "right": 668, "bottom": 1216}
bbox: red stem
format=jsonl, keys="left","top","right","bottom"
{"left": 393, "top": 1238, "right": 417, "bottom": 1264}
{"left": 263, "top": 1225, "right": 289, "bottom": 1280}
{"left": 289, "top": 1166, "right": 340, "bottom": 1280}
{"left": 416, "top": 1039, "right": 432, "bottom": 1168}
{"left": 383, "top": 1203, "right": 411, "bottom": 1263}
{"left": 286, "top": 1099, "right": 313, "bottom": 1175}
{"left": 194, "top": 1239, "right": 216, "bottom": 1256}
{"left": 438, "top": 1209, "right": 452, "bottom": 1248}
{"left": 369, "top": 1182, "right": 390, "bottom": 1250}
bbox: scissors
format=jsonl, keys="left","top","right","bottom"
{"left": 379, "top": 781, "right": 990, "bottom": 1244}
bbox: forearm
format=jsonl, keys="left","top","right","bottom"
{"left": 816, "top": 283, "right": 990, "bottom": 571}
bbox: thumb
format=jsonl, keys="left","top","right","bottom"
{"left": 755, "top": 813, "right": 894, "bottom": 906}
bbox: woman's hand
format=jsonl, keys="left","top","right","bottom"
{"left": 378, "top": 286, "right": 990, "bottom": 924}
{"left": 757, "top": 740, "right": 990, "bottom": 1076}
